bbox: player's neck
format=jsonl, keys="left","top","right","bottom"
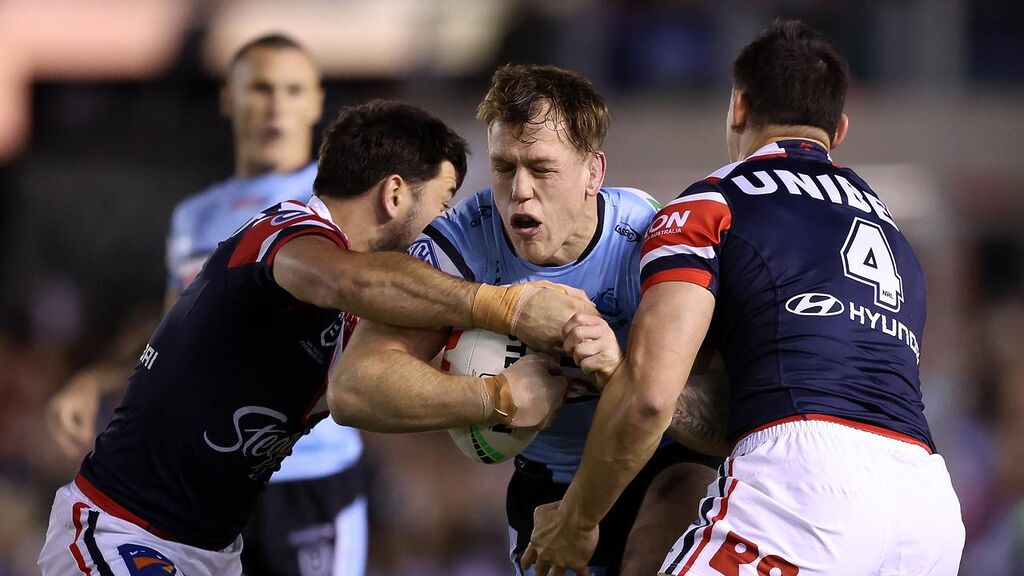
{"left": 316, "top": 195, "right": 375, "bottom": 252}
{"left": 743, "top": 125, "right": 831, "bottom": 158}
{"left": 545, "top": 194, "right": 600, "bottom": 266}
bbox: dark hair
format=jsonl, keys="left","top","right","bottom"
{"left": 477, "top": 64, "right": 609, "bottom": 155}
{"left": 732, "top": 19, "right": 849, "bottom": 136}
{"left": 314, "top": 100, "right": 469, "bottom": 199}
{"left": 228, "top": 33, "right": 315, "bottom": 75}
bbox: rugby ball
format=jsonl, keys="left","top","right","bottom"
{"left": 441, "top": 329, "right": 538, "bottom": 464}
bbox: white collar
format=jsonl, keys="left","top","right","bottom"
{"left": 306, "top": 195, "right": 335, "bottom": 223}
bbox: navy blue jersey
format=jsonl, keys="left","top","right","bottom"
{"left": 640, "top": 140, "right": 934, "bottom": 450}
{"left": 79, "top": 197, "right": 355, "bottom": 550}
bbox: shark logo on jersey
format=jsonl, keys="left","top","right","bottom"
{"left": 409, "top": 238, "right": 439, "bottom": 267}
{"left": 117, "top": 543, "right": 177, "bottom": 575}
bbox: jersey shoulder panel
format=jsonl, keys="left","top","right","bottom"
{"left": 639, "top": 180, "right": 733, "bottom": 295}
{"left": 408, "top": 189, "right": 496, "bottom": 281}
{"left": 602, "top": 186, "right": 660, "bottom": 242}
{"left": 227, "top": 200, "right": 348, "bottom": 270}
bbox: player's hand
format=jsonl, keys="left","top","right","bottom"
{"left": 514, "top": 281, "right": 597, "bottom": 354}
{"left": 500, "top": 354, "right": 568, "bottom": 429}
{"left": 562, "top": 313, "right": 620, "bottom": 390}
{"left": 521, "top": 500, "right": 599, "bottom": 576}
{"left": 46, "top": 370, "right": 103, "bottom": 459}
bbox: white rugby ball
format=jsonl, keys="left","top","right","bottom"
{"left": 441, "top": 329, "right": 538, "bottom": 464}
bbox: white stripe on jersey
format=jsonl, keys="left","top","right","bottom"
{"left": 666, "top": 192, "right": 728, "bottom": 207}
{"left": 258, "top": 230, "right": 283, "bottom": 263}
{"left": 640, "top": 244, "right": 716, "bottom": 270}
{"left": 280, "top": 200, "right": 313, "bottom": 214}
{"left": 746, "top": 142, "right": 786, "bottom": 159}
{"left": 705, "top": 161, "right": 742, "bottom": 181}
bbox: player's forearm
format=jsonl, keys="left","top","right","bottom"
{"left": 329, "top": 251, "right": 476, "bottom": 329}
{"left": 559, "top": 365, "right": 674, "bottom": 529}
{"left": 329, "top": 349, "right": 485, "bottom": 432}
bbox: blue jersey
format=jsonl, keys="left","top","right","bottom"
{"left": 166, "top": 164, "right": 361, "bottom": 483}
{"left": 410, "top": 187, "right": 661, "bottom": 483}
{"left": 640, "top": 140, "right": 934, "bottom": 450}
{"left": 81, "top": 198, "right": 357, "bottom": 550}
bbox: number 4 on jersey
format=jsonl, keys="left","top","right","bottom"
{"left": 841, "top": 218, "right": 903, "bottom": 312}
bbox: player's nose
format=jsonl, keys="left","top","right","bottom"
{"left": 510, "top": 170, "right": 534, "bottom": 202}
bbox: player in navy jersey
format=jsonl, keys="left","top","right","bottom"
{"left": 331, "top": 64, "right": 724, "bottom": 576}
{"left": 39, "top": 100, "right": 588, "bottom": 576}
{"left": 45, "top": 34, "right": 369, "bottom": 576}
{"left": 525, "top": 20, "right": 965, "bottom": 576}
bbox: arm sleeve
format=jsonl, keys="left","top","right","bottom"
{"left": 226, "top": 206, "right": 349, "bottom": 296}
{"left": 639, "top": 185, "right": 732, "bottom": 297}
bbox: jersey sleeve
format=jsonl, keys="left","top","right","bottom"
{"left": 408, "top": 216, "right": 478, "bottom": 281}
{"left": 228, "top": 206, "right": 348, "bottom": 272}
{"left": 639, "top": 184, "right": 732, "bottom": 296}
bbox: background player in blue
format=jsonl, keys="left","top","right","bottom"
{"left": 39, "top": 99, "right": 584, "bottom": 576}
{"left": 332, "top": 64, "right": 723, "bottom": 576}
{"left": 526, "top": 20, "right": 965, "bottom": 576}
{"left": 44, "top": 34, "right": 371, "bottom": 576}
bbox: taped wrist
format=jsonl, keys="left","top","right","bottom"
{"left": 481, "top": 374, "right": 516, "bottom": 426}
{"left": 472, "top": 284, "right": 524, "bottom": 335}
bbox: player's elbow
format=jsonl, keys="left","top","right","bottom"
{"left": 619, "top": 370, "right": 677, "bottom": 433}
{"left": 327, "top": 362, "right": 369, "bottom": 427}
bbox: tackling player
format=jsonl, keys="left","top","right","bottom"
{"left": 38, "top": 100, "right": 585, "bottom": 575}
{"left": 525, "top": 19, "right": 965, "bottom": 576}
{"left": 331, "top": 64, "right": 725, "bottom": 576}
{"left": 47, "top": 34, "right": 367, "bottom": 575}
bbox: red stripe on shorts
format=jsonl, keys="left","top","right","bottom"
{"left": 69, "top": 501, "right": 92, "bottom": 575}
{"left": 678, "top": 459, "right": 737, "bottom": 575}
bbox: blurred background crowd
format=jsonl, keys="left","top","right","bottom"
{"left": 0, "top": 0, "right": 1022, "bottom": 574}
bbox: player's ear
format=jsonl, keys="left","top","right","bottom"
{"left": 831, "top": 113, "right": 849, "bottom": 150}
{"left": 584, "top": 150, "right": 607, "bottom": 198}
{"left": 378, "top": 174, "right": 404, "bottom": 220}
{"left": 730, "top": 89, "right": 749, "bottom": 133}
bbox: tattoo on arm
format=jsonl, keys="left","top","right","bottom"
{"left": 668, "top": 372, "right": 729, "bottom": 454}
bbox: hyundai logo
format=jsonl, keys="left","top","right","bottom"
{"left": 785, "top": 293, "right": 844, "bottom": 317}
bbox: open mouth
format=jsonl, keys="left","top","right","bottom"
{"left": 510, "top": 214, "right": 542, "bottom": 237}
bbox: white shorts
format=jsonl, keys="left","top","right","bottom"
{"left": 659, "top": 417, "right": 965, "bottom": 576}
{"left": 38, "top": 480, "right": 243, "bottom": 576}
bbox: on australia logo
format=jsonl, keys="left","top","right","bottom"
{"left": 408, "top": 238, "right": 439, "bottom": 267}
{"left": 785, "top": 293, "right": 845, "bottom": 317}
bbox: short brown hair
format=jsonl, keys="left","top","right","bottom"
{"left": 477, "top": 64, "right": 609, "bottom": 155}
